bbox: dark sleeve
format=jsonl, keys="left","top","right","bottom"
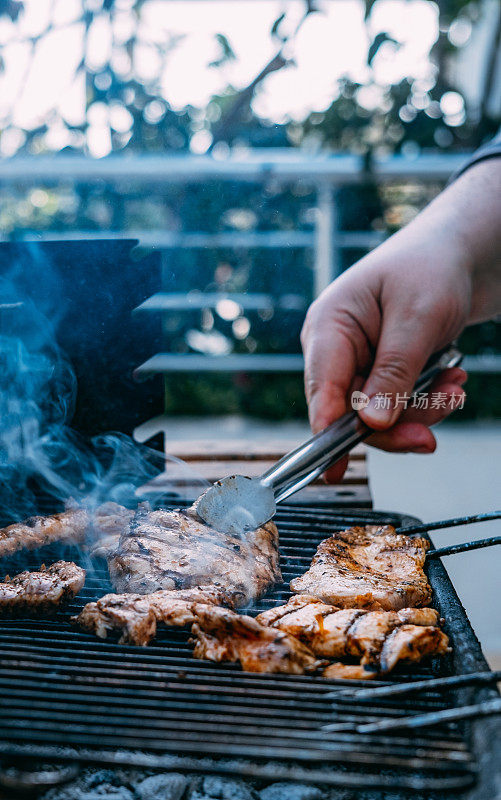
{"left": 450, "top": 129, "right": 501, "bottom": 182}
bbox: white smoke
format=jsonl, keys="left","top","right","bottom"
{"left": 0, "top": 251, "right": 208, "bottom": 524}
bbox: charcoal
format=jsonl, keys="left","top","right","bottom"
{"left": 136, "top": 773, "right": 189, "bottom": 800}
{"left": 259, "top": 784, "right": 324, "bottom": 800}
{"left": 191, "top": 775, "right": 256, "bottom": 800}
{"left": 41, "top": 768, "right": 135, "bottom": 800}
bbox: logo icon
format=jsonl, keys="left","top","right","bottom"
{"left": 351, "top": 390, "right": 370, "bottom": 411}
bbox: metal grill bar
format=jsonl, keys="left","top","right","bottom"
{"left": 427, "top": 536, "right": 501, "bottom": 558}
{"left": 335, "top": 670, "right": 501, "bottom": 700}
{"left": 0, "top": 503, "right": 498, "bottom": 794}
{"left": 354, "top": 699, "right": 501, "bottom": 734}
{"left": 396, "top": 510, "right": 501, "bottom": 536}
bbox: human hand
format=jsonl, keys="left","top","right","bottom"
{"left": 301, "top": 214, "right": 470, "bottom": 482}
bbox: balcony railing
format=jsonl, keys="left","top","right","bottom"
{"left": 3, "top": 149, "right": 498, "bottom": 441}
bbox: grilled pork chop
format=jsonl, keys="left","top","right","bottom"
{"left": 290, "top": 525, "right": 431, "bottom": 611}
{"left": 257, "top": 594, "right": 448, "bottom": 676}
{"left": 74, "top": 586, "right": 233, "bottom": 646}
{"left": 0, "top": 503, "right": 134, "bottom": 558}
{"left": 0, "top": 561, "right": 85, "bottom": 613}
{"left": 108, "top": 506, "right": 282, "bottom": 604}
{"left": 190, "top": 605, "right": 324, "bottom": 675}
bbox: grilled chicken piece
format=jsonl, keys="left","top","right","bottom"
{"left": 379, "top": 624, "right": 450, "bottom": 673}
{"left": 257, "top": 594, "right": 448, "bottom": 674}
{"left": 0, "top": 502, "right": 135, "bottom": 558}
{"left": 323, "top": 663, "right": 378, "bottom": 680}
{"left": 290, "top": 525, "right": 431, "bottom": 611}
{"left": 108, "top": 506, "right": 282, "bottom": 604}
{"left": 259, "top": 598, "right": 363, "bottom": 658}
{"left": 190, "top": 606, "right": 324, "bottom": 675}
{"left": 89, "top": 503, "right": 136, "bottom": 558}
{"left": 0, "top": 508, "right": 90, "bottom": 557}
{"left": 396, "top": 607, "right": 440, "bottom": 626}
{"left": 0, "top": 561, "right": 85, "bottom": 613}
{"left": 73, "top": 586, "right": 233, "bottom": 646}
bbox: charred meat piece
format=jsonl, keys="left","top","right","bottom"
{"left": 108, "top": 506, "right": 282, "bottom": 604}
{"left": 379, "top": 624, "right": 450, "bottom": 673}
{"left": 190, "top": 605, "right": 324, "bottom": 675}
{"left": 257, "top": 594, "right": 448, "bottom": 674}
{"left": 0, "top": 561, "right": 85, "bottom": 613}
{"left": 73, "top": 586, "right": 233, "bottom": 646}
{"left": 0, "top": 508, "right": 90, "bottom": 557}
{"left": 259, "top": 596, "right": 362, "bottom": 658}
{"left": 290, "top": 525, "right": 431, "bottom": 611}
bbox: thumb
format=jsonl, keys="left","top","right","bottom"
{"left": 359, "top": 314, "right": 434, "bottom": 430}
{"left": 303, "top": 325, "right": 358, "bottom": 434}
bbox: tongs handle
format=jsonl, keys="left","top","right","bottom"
{"left": 261, "top": 345, "right": 463, "bottom": 503}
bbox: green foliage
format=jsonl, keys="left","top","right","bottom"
{"left": 0, "top": 0, "right": 22, "bottom": 21}
{"left": 209, "top": 34, "right": 237, "bottom": 69}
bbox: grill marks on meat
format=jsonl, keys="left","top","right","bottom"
{"left": 73, "top": 586, "right": 234, "bottom": 646}
{"left": 107, "top": 506, "right": 282, "bottom": 604}
{"left": 290, "top": 525, "right": 431, "bottom": 611}
{"left": 378, "top": 624, "right": 449, "bottom": 673}
{"left": 0, "top": 561, "right": 86, "bottom": 613}
{"left": 190, "top": 606, "right": 324, "bottom": 675}
{"left": 256, "top": 594, "right": 448, "bottom": 677}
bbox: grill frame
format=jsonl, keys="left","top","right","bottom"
{"left": 0, "top": 503, "right": 499, "bottom": 798}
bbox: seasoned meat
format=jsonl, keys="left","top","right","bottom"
{"left": 0, "top": 561, "right": 85, "bottom": 613}
{"left": 108, "top": 506, "right": 282, "bottom": 604}
{"left": 0, "top": 502, "right": 134, "bottom": 558}
{"left": 323, "top": 663, "right": 378, "bottom": 680}
{"left": 379, "top": 624, "right": 450, "bottom": 673}
{"left": 290, "top": 525, "right": 431, "bottom": 611}
{"left": 0, "top": 508, "right": 90, "bottom": 557}
{"left": 73, "top": 586, "right": 233, "bottom": 646}
{"left": 190, "top": 605, "right": 324, "bottom": 675}
{"left": 257, "top": 594, "right": 448, "bottom": 674}
{"left": 255, "top": 594, "right": 330, "bottom": 628}
{"left": 258, "top": 596, "right": 362, "bottom": 658}
{"left": 397, "top": 607, "right": 441, "bottom": 626}
{"left": 89, "top": 503, "right": 136, "bottom": 558}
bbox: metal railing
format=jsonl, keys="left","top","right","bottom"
{"left": 2, "top": 150, "right": 498, "bottom": 385}
{"left": 0, "top": 150, "right": 468, "bottom": 297}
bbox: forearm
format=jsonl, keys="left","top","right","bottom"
{"left": 398, "top": 158, "right": 501, "bottom": 325}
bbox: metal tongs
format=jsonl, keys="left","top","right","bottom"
{"left": 196, "top": 345, "right": 463, "bottom": 534}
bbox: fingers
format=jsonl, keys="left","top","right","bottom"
{"left": 368, "top": 422, "right": 437, "bottom": 453}
{"left": 322, "top": 380, "right": 464, "bottom": 480}
{"left": 322, "top": 455, "right": 350, "bottom": 485}
{"left": 359, "top": 309, "right": 445, "bottom": 430}
{"left": 302, "top": 322, "right": 359, "bottom": 433}
{"left": 401, "top": 376, "right": 466, "bottom": 427}
{"left": 367, "top": 376, "right": 466, "bottom": 453}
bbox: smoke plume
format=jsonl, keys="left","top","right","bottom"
{"left": 0, "top": 248, "right": 207, "bottom": 525}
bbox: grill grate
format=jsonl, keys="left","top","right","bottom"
{"left": 0, "top": 503, "right": 498, "bottom": 795}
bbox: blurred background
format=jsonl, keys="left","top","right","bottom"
{"left": 0, "top": 0, "right": 500, "bottom": 661}
{"left": 0, "top": 0, "right": 500, "bottom": 425}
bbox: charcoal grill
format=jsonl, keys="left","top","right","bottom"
{"left": 0, "top": 502, "right": 499, "bottom": 799}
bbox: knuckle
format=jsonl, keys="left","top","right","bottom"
{"left": 305, "top": 374, "right": 321, "bottom": 392}
{"left": 304, "top": 375, "right": 322, "bottom": 402}
{"left": 374, "top": 351, "right": 414, "bottom": 388}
